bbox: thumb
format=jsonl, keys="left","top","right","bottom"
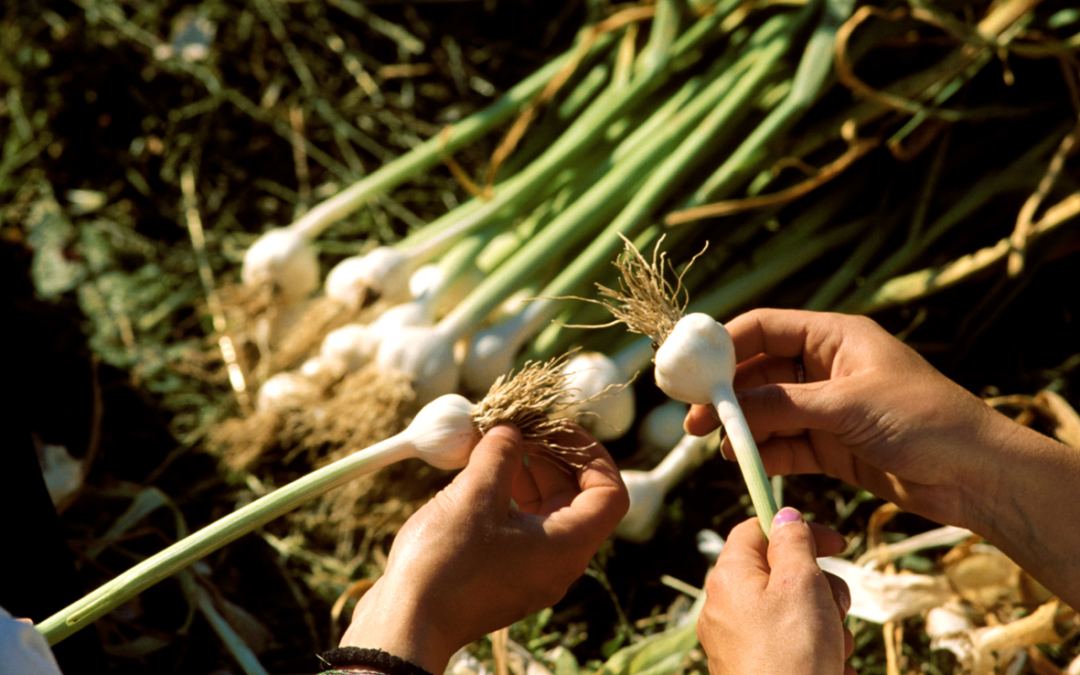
{"left": 765, "top": 507, "right": 821, "bottom": 580}
{"left": 448, "top": 424, "right": 523, "bottom": 511}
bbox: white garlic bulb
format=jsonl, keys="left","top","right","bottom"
{"left": 556, "top": 351, "right": 635, "bottom": 442}
{"left": 324, "top": 246, "right": 413, "bottom": 309}
{"left": 241, "top": 228, "right": 320, "bottom": 306}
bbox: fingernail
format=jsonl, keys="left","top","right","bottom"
{"left": 772, "top": 507, "right": 802, "bottom": 529}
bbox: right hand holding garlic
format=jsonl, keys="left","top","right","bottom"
{"left": 684, "top": 308, "right": 1080, "bottom": 610}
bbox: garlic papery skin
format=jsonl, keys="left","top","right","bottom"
{"left": 241, "top": 227, "right": 320, "bottom": 306}
{"left": 257, "top": 371, "right": 322, "bottom": 413}
{"left": 615, "top": 433, "right": 712, "bottom": 543}
{"left": 375, "top": 325, "right": 461, "bottom": 406}
{"left": 555, "top": 351, "right": 635, "bottom": 442}
{"left": 653, "top": 312, "right": 777, "bottom": 536}
{"left": 324, "top": 247, "right": 413, "bottom": 310}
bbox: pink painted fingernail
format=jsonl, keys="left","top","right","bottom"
{"left": 838, "top": 588, "right": 851, "bottom": 616}
{"left": 772, "top": 507, "right": 802, "bottom": 528}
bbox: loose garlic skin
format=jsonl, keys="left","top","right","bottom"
{"left": 241, "top": 228, "right": 320, "bottom": 306}
{"left": 557, "top": 352, "right": 635, "bottom": 442}
{"left": 324, "top": 247, "right": 412, "bottom": 310}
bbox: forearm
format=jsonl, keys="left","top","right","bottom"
{"left": 966, "top": 414, "right": 1080, "bottom": 609}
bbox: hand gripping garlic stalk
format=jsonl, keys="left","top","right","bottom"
{"left": 37, "top": 354, "right": 594, "bottom": 646}
{"left": 583, "top": 235, "right": 779, "bottom": 537}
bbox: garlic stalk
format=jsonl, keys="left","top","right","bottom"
{"left": 583, "top": 236, "right": 779, "bottom": 537}
{"left": 615, "top": 432, "right": 713, "bottom": 543}
{"left": 38, "top": 355, "right": 583, "bottom": 646}
{"left": 37, "top": 394, "right": 477, "bottom": 645}
{"left": 653, "top": 313, "right": 777, "bottom": 535}
{"left": 235, "top": 23, "right": 621, "bottom": 314}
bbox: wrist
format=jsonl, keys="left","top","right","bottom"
{"left": 339, "top": 578, "right": 458, "bottom": 675}
{"left": 963, "top": 412, "right": 1080, "bottom": 608}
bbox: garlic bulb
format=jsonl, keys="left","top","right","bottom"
{"left": 406, "top": 394, "right": 481, "bottom": 469}
{"left": 615, "top": 433, "right": 711, "bottom": 543}
{"left": 555, "top": 351, "right": 634, "bottom": 442}
{"left": 460, "top": 301, "right": 547, "bottom": 395}
{"left": 654, "top": 312, "right": 777, "bottom": 535}
{"left": 461, "top": 319, "right": 526, "bottom": 395}
{"left": 324, "top": 246, "right": 413, "bottom": 309}
{"left": 257, "top": 371, "right": 322, "bottom": 413}
{"left": 241, "top": 227, "right": 320, "bottom": 305}
{"left": 410, "top": 262, "right": 485, "bottom": 319}
{"left": 319, "top": 323, "right": 380, "bottom": 374}
{"left": 409, "top": 263, "right": 443, "bottom": 300}
{"left": 375, "top": 325, "right": 461, "bottom": 406}
{"left": 638, "top": 399, "right": 690, "bottom": 452}
{"left": 653, "top": 313, "right": 736, "bottom": 406}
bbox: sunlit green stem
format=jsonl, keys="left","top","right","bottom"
{"left": 713, "top": 384, "right": 777, "bottom": 537}
{"left": 38, "top": 437, "right": 417, "bottom": 645}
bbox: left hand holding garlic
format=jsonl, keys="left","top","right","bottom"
{"left": 340, "top": 423, "right": 628, "bottom": 674}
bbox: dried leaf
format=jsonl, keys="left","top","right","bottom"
{"left": 945, "top": 546, "right": 1022, "bottom": 608}
{"left": 1035, "top": 390, "right": 1080, "bottom": 450}
{"left": 818, "top": 557, "right": 953, "bottom": 624}
{"left": 971, "top": 601, "right": 1063, "bottom": 675}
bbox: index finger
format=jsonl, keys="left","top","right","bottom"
{"left": 536, "top": 426, "right": 629, "bottom": 542}
{"left": 726, "top": 308, "right": 849, "bottom": 382}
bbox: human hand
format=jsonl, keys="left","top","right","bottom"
{"left": 340, "top": 423, "right": 629, "bottom": 674}
{"left": 684, "top": 309, "right": 1080, "bottom": 609}
{"left": 683, "top": 308, "right": 1010, "bottom": 530}
{"left": 698, "top": 508, "right": 853, "bottom": 675}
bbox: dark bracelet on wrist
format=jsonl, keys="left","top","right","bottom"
{"left": 318, "top": 647, "right": 436, "bottom": 675}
